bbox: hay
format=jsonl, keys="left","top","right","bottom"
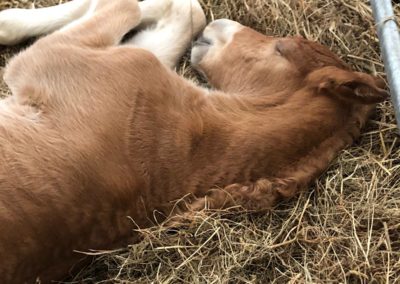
{"left": 1, "top": 0, "right": 400, "bottom": 283}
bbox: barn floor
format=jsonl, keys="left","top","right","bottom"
{"left": 1, "top": 0, "right": 399, "bottom": 283}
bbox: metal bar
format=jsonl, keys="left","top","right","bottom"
{"left": 370, "top": 0, "right": 400, "bottom": 131}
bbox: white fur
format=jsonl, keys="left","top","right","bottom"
{"left": 58, "top": 0, "right": 99, "bottom": 32}
{"left": 0, "top": 0, "right": 206, "bottom": 68}
{"left": 0, "top": 0, "right": 93, "bottom": 45}
{"left": 127, "top": 0, "right": 206, "bottom": 68}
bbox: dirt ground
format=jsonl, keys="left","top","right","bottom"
{"left": 1, "top": 0, "right": 399, "bottom": 283}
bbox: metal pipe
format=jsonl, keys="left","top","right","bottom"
{"left": 370, "top": 0, "right": 400, "bottom": 131}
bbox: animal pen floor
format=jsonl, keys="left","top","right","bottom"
{"left": 1, "top": 0, "right": 399, "bottom": 283}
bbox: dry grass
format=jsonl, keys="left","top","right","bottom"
{"left": 1, "top": 0, "right": 400, "bottom": 283}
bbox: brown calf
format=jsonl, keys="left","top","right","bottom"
{"left": 0, "top": 0, "right": 386, "bottom": 283}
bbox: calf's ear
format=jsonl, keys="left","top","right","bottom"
{"left": 306, "top": 66, "right": 388, "bottom": 104}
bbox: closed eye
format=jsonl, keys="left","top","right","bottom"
{"left": 275, "top": 41, "right": 284, "bottom": 56}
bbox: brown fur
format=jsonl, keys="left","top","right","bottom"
{"left": 0, "top": 2, "right": 387, "bottom": 283}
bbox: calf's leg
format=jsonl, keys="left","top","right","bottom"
{"left": 42, "top": 0, "right": 142, "bottom": 48}
{"left": 0, "top": 0, "right": 94, "bottom": 45}
{"left": 126, "top": 0, "right": 206, "bottom": 68}
{"left": 182, "top": 128, "right": 358, "bottom": 213}
{"left": 3, "top": 0, "right": 141, "bottom": 109}
{"left": 0, "top": 0, "right": 142, "bottom": 48}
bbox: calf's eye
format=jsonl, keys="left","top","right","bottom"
{"left": 275, "top": 42, "right": 284, "bottom": 56}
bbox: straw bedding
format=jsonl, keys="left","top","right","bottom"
{"left": 0, "top": 0, "right": 399, "bottom": 283}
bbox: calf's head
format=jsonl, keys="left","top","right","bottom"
{"left": 191, "top": 19, "right": 387, "bottom": 104}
